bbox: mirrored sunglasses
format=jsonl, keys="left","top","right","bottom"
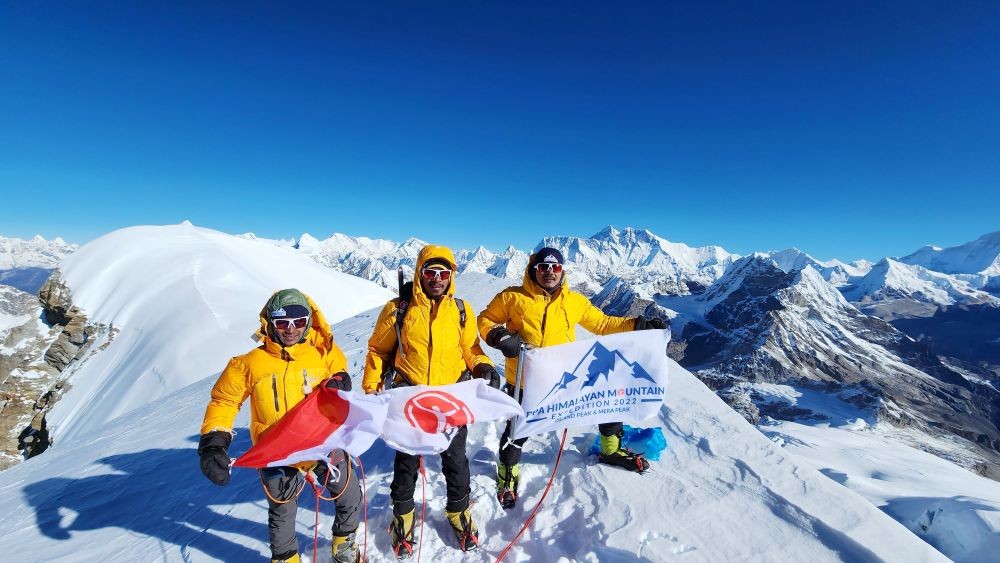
{"left": 535, "top": 263, "right": 563, "bottom": 273}
{"left": 421, "top": 267, "right": 453, "bottom": 281}
{"left": 271, "top": 316, "right": 309, "bottom": 330}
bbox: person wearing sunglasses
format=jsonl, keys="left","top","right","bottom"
{"left": 478, "top": 247, "right": 667, "bottom": 509}
{"left": 363, "top": 244, "right": 499, "bottom": 556}
{"left": 198, "top": 288, "right": 363, "bottom": 563}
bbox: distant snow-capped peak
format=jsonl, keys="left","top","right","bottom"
{"left": 841, "top": 257, "right": 999, "bottom": 308}
{"left": 297, "top": 233, "right": 530, "bottom": 289}
{"left": 455, "top": 245, "right": 495, "bottom": 273}
{"left": 298, "top": 225, "right": 738, "bottom": 297}
{"left": 301, "top": 232, "right": 418, "bottom": 258}
{"left": 295, "top": 232, "right": 427, "bottom": 289}
{"left": 0, "top": 235, "right": 78, "bottom": 269}
{"left": 900, "top": 231, "right": 1000, "bottom": 276}
{"left": 235, "top": 233, "right": 296, "bottom": 247}
{"left": 767, "top": 247, "right": 871, "bottom": 287}
{"left": 456, "top": 245, "right": 529, "bottom": 279}
{"left": 540, "top": 225, "right": 739, "bottom": 293}
{"left": 766, "top": 248, "right": 872, "bottom": 287}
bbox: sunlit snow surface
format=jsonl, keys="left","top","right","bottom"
{"left": 47, "top": 223, "right": 393, "bottom": 443}
{"left": 0, "top": 227, "right": 996, "bottom": 562}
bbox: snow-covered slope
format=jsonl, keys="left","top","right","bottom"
{"left": 0, "top": 345, "right": 976, "bottom": 562}
{"left": 45, "top": 223, "right": 393, "bottom": 444}
{"left": 758, "top": 386, "right": 1000, "bottom": 562}
{"left": 900, "top": 231, "right": 1000, "bottom": 276}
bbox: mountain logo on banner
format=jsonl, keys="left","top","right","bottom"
{"left": 404, "top": 390, "right": 475, "bottom": 433}
{"left": 538, "top": 341, "right": 657, "bottom": 404}
{"left": 526, "top": 340, "right": 665, "bottom": 425}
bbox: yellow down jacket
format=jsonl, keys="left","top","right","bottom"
{"left": 200, "top": 292, "right": 348, "bottom": 444}
{"left": 477, "top": 262, "right": 636, "bottom": 386}
{"left": 362, "top": 245, "right": 491, "bottom": 393}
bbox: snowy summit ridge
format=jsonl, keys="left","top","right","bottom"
{"left": 540, "top": 225, "right": 739, "bottom": 295}
{"left": 46, "top": 223, "right": 393, "bottom": 443}
{"left": 899, "top": 231, "right": 1000, "bottom": 276}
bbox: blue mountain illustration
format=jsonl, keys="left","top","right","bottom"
{"left": 537, "top": 340, "right": 657, "bottom": 403}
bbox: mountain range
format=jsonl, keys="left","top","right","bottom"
{"left": 1, "top": 223, "right": 998, "bottom": 561}
{"left": 3, "top": 226, "right": 999, "bottom": 477}
{"left": 0, "top": 235, "right": 78, "bottom": 295}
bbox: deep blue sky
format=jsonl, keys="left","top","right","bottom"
{"left": 2, "top": 2, "right": 998, "bottom": 261}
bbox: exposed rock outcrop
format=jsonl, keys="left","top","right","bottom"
{"left": 0, "top": 270, "right": 111, "bottom": 469}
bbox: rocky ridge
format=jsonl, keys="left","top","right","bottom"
{"left": 662, "top": 255, "right": 1000, "bottom": 478}
{"left": 0, "top": 271, "right": 112, "bottom": 468}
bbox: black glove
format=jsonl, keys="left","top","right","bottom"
{"left": 473, "top": 363, "right": 501, "bottom": 389}
{"left": 198, "top": 430, "right": 233, "bottom": 486}
{"left": 324, "top": 371, "right": 352, "bottom": 392}
{"left": 487, "top": 327, "right": 524, "bottom": 358}
{"left": 634, "top": 316, "right": 667, "bottom": 331}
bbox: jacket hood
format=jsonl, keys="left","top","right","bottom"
{"left": 413, "top": 244, "right": 457, "bottom": 302}
{"left": 256, "top": 290, "right": 335, "bottom": 354}
{"left": 523, "top": 250, "right": 568, "bottom": 296}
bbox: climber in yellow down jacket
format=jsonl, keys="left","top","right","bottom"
{"left": 478, "top": 247, "right": 667, "bottom": 509}
{"left": 198, "top": 289, "right": 362, "bottom": 563}
{"left": 363, "top": 244, "right": 499, "bottom": 556}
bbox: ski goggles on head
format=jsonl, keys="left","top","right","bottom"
{"left": 421, "top": 267, "right": 452, "bottom": 281}
{"left": 535, "top": 263, "right": 563, "bottom": 273}
{"left": 271, "top": 316, "right": 309, "bottom": 330}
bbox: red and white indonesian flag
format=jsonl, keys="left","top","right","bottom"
{"left": 234, "top": 386, "right": 389, "bottom": 469}
{"left": 381, "top": 379, "right": 523, "bottom": 455}
{"left": 512, "top": 329, "right": 670, "bottom": 440}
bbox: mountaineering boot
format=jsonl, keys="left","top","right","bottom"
{"left": 598, "top": 430, "right": 650, "bottom": 473}
{"left": 271, "top": 553, "right": 300, "bottom": 563}
{"left": 332, "top": 532, "right": 361, "bottom": 563}
{"left": 389, "top": 508, "right": 415, "bottom": 559}
{"left": 496, "top": 462, "right": 520, "bottom": 509}
{"left": 445, "top": 507, "right": 480, "bottom": 552}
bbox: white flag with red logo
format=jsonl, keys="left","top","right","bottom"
{"left": 380, "top": 379, "right": 523, "bottom": 455}
{"left": 233, "top": 385, "right": 389, "bottom": 469}
{"left": 512, "top": 329, "right": 670, "bottom": 440}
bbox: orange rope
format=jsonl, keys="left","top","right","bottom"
{"left": 258, "top": 468, "right": 307, "bottom": 505}
{"left": 258, "top": 454, "right": 358, "bottom": 562}
{"left": 316, "top": 453, "right": 353, "bottom": 501}
{"left": 306, "top": 471, "right": 321, "bottom": 563}
{"left": 308, "top": 454, "right": 357, "bottom": 560}
{"left": 417, "top": 456, "right": 427, "bottom": 563}
{"left": 358, "top": 455, "right": 368, "bottom": 563}
{"left": 497, "top": 429, "right": 569, "bottom": 562}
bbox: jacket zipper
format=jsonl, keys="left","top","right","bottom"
{"left": 540, "top": 294, "right": 551, "bottom": 342}
{"left": 272, "top": 349, "right": 292, "bottom": 414}
{"left": 426, "top": 300, "right": 436, "bottom": 381}
{"left": 271, "top": 374, "right": 280, "bottom": 412}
